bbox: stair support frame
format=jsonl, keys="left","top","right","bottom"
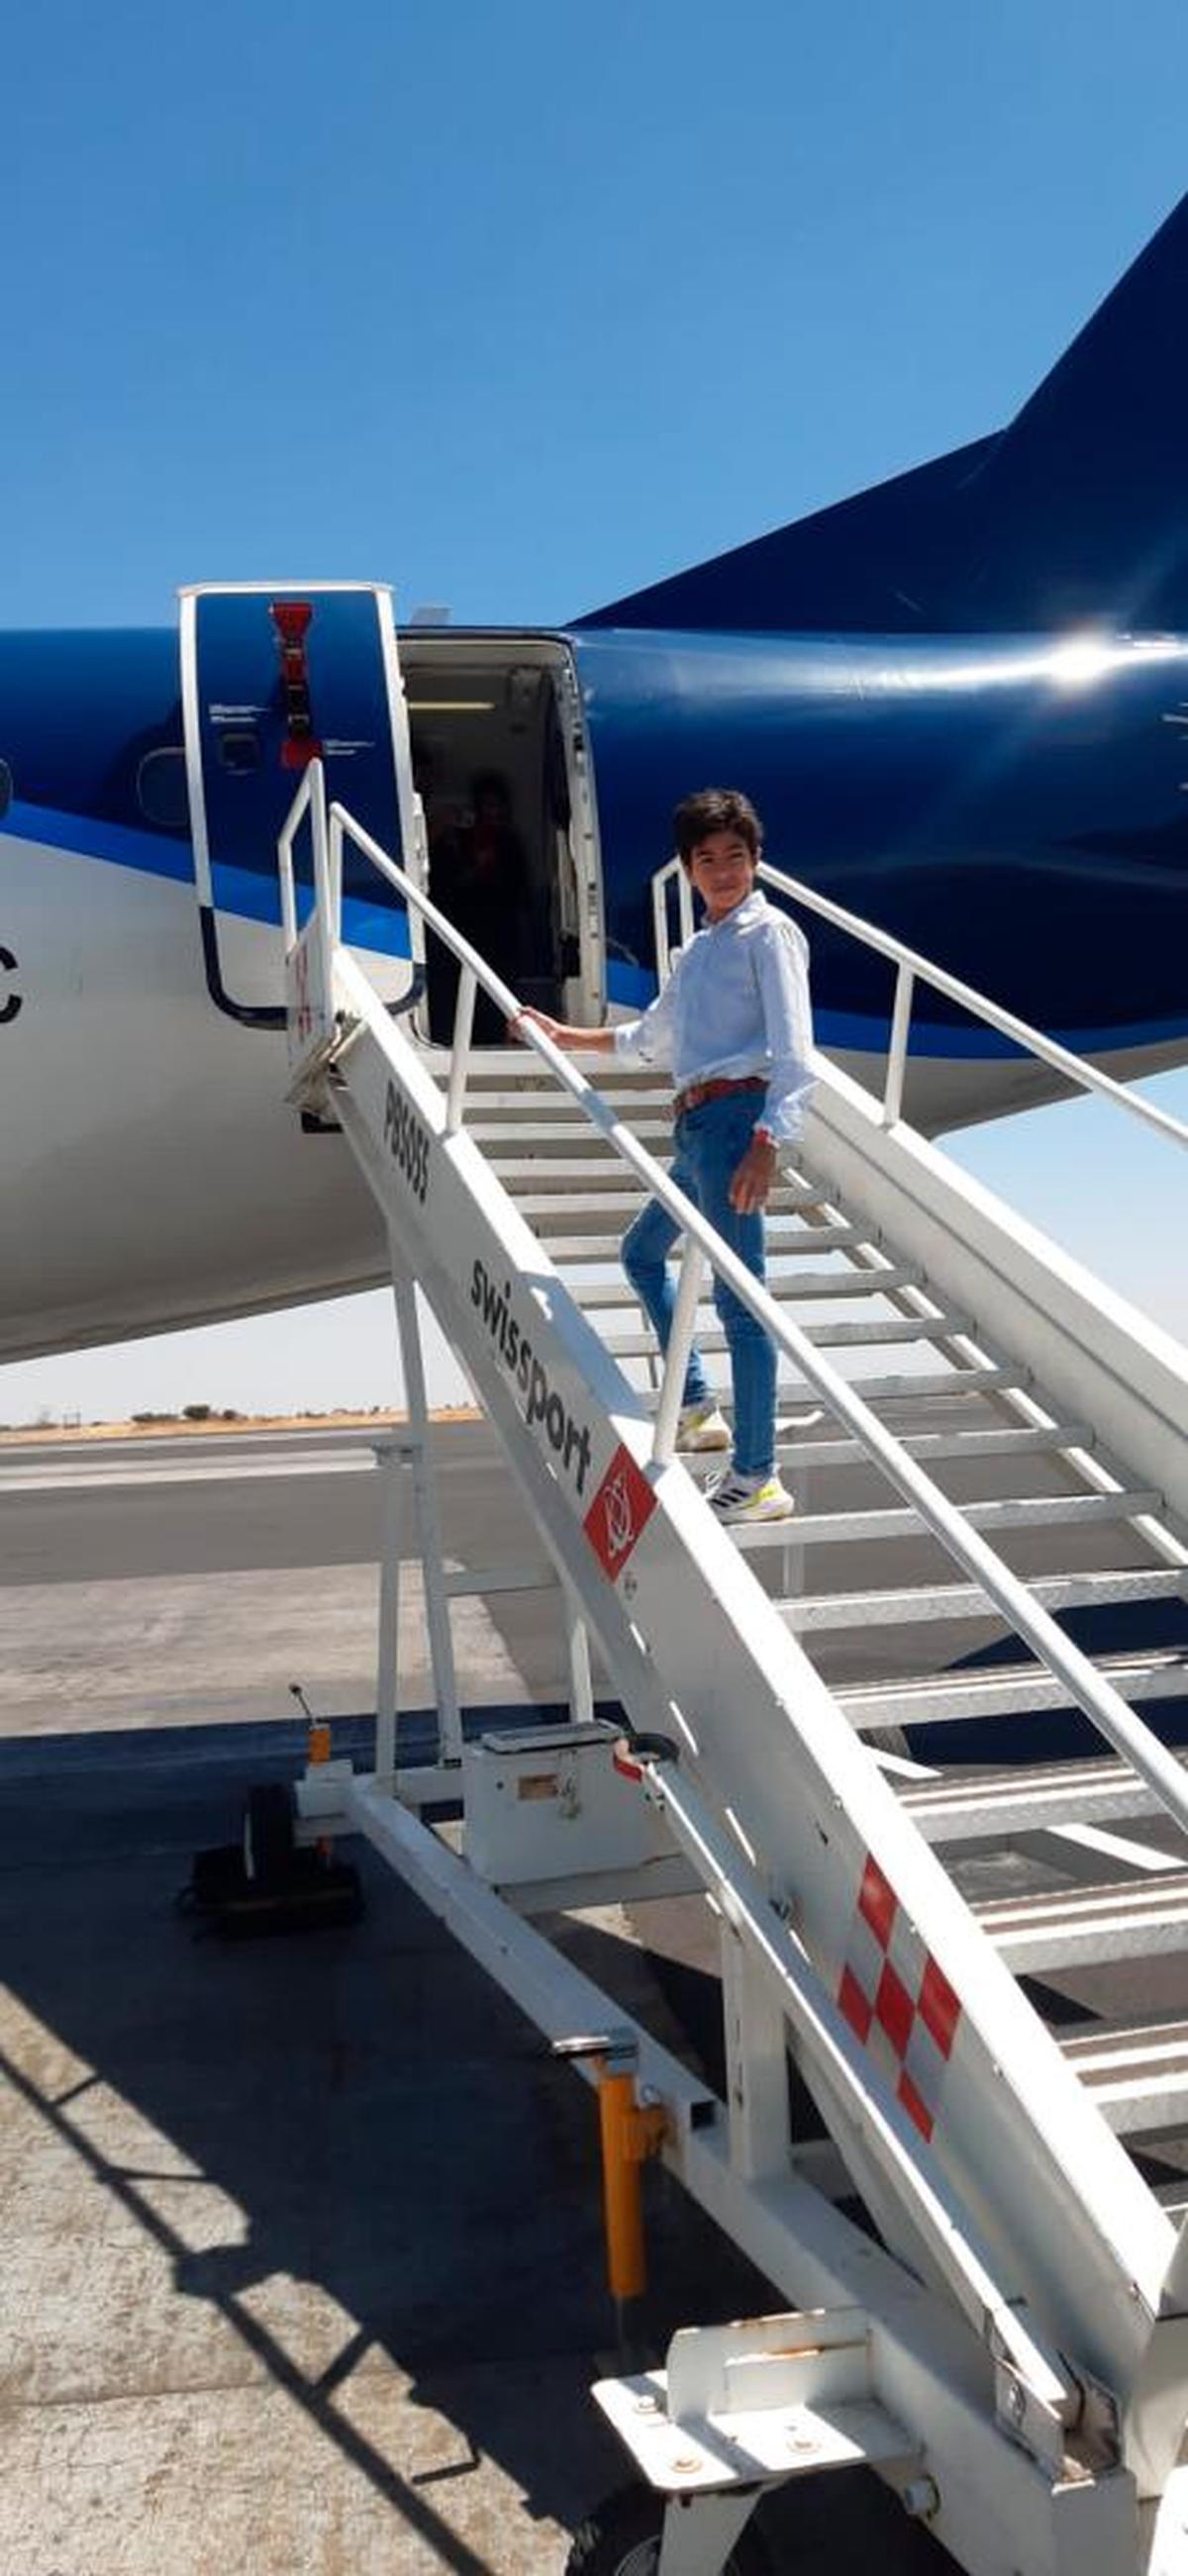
{"left": 275, "top": 775, "right": 1188, "bottom": 2561}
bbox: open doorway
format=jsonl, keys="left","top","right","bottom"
{"left": 402, "top": 634, "right": 602, "bottom": 1043}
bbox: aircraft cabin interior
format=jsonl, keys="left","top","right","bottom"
{"left": 401, "top": 634, "right": 602, "bottom": 1042}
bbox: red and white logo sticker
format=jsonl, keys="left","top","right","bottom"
{"left": 837, "top": 1853, "right": 961, "bottom": 2143}
{"left": 583, "top": 1445, "right": 657, "bottom": 1580}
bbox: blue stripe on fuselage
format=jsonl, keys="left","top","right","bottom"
{"left": 210, "top": 859, "right": 411, "bottom": 955}
{"left": 4, "top": 798, "right": 196, "bottom": 882}
{"left": 1, "top": 800, "right": 413, "bottom": 958}
{"left": 4, "top": 803, "right": 1181, "bottom": 1055}
{"left": 602, "top": 958, "right": 1187, "bottom": 1057}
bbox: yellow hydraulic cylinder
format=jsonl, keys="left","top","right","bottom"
{"left": 596, "top": 2057, "right": 669, "bottom": 2305}
{"left": 306, "top": 1720, "right": 333, "bottom": 1858}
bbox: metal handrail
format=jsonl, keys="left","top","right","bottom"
{"left": 651, "top": 853, "right": 1188, "bottom": 1148}
{"left": 293, "top": 782, "right": 1188, "bottom": 1846}
{"left": 277, "top": 758, "right": 337, "bottom": 945}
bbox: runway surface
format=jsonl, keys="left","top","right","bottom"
{"left": 0, "top": 1421, "right": 580, "bottom": 1737}
{"left": 0, "top": 1422, "right": 951, "bottom": 2573}
{"left": 27, "top": 1412, "right": 1172, "bottom": 2571}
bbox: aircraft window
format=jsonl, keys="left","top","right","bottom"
{"left": 0, "top": 760, "right": 11, "bottom": 819}
{"left": 137, "top": 749, "right": 190, "bottom": 830}
{"left": 219, "top": 729, "right": 262, "bottom": 775}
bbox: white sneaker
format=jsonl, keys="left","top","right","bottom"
{"left": 675, "top": 1401, "right": 731, "bottom": 1453}
{"left": 707, "top": 1471, "right": 796, "bottom": 1525}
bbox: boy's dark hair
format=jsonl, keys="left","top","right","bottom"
{"left": 673, "top": 787, "right": 763, "bottom": 864}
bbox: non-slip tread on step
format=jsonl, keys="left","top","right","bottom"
{"left": 512, "top": 1171, "right": 831, "bottom": 1205}
{"left": 975, "top": 1871, "right": 1188, "bottom": 1971}
{"left": 459, "top": 1092, "right": 676, "bottom": 1116}
{"left": 450, "top": 1061, "right": 664, "bottom": 1084}
{"left": 784, "top": 1367, "right": 1016, "bottom": 1403}
{"left": 514, "top": 1194, "right": 652, "bottom": 1224}
{"left": 481, "top": 1119, "right": 735, "bottom": 1145}
{"left": 605, "top": 1315, "right": 973, "bottom": 1358}
{"left": 732, "top": 1487, "right": 1163, "bottom": 1555}
{"left": 474, "top": 1136, "right": 670, "bottom": 1159}
{"left": 536, "top": 1233, "right": 665, "bottom": 1262}
{"left": 775, "top": 1423, "right": 1095, "bottom": 1469}
{"left": 1052, "top": 2018, "right": 1188, "bottom": 2136}
{"left": 632, "top": 1366, "right": 1021, "bottom": 1412}
{"left": 848, "top": 1650, "right": 1188, "bottom": 1742}
{"left": 570, "top": 1266, "right": 923, "bottom": 1309}
{"left": 498, "top": 1161, "right": 658, "bottom": 1188}
{"left": 543, "top": 1221, "right": 865, "bottom": 1261}
{"left": 780, "top": 1568, "right": 1188, "bottom": 1632}
{"left": 894, "top": 1735, "right": 1188, "bottom": 1839}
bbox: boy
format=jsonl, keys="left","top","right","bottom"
{"left": 513, "top": 788, "right": 815, "bottom": 1523}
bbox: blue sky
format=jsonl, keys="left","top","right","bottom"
{"left": 2, "top": 1, "right": 1186, "bottom": 1420}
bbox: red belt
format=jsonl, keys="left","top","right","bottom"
{"left": 672, "top": 1075, "right": 766, "bottom": 1118}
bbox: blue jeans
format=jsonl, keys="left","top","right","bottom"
{"left": 622, "top": 1093, "right": 776, "bottom": 1479}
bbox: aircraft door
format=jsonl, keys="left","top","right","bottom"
{"left": 179, "top": 583, "right": 427, "bottom": 1027}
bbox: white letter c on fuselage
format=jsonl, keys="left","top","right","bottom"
{"left": 0, "top": 945, "right": 23, "bottom": 1024}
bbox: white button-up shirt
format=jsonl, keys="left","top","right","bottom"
{"left": 612, "top": 891, "right": 815, "bottom": 1145}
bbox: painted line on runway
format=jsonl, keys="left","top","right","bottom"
{"left": 0, "top": 1454, "right": 375, "bottom": 1494}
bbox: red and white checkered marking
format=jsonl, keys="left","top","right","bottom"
{"left": 837, "top": 1853, "right": 961, "bottom": 2143}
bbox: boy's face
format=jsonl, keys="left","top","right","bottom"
{"left": 684, "top": 828, "right": 758, "bottom": 922}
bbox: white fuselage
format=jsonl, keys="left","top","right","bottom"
{"left": 3, "top": 834, "right": 394, "bottom": 1359}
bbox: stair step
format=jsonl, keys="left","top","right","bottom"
{"left": 431, "top": 1044, "right": 547, "bottom": 1065}
{"left": 432, "top": 1047, "right": 658, "bottom": 1077}
{"left": 781, "top": 1568, "right": 1188, "bottom": 1633}
{"left": 605, "top": 1314, "right": 973, "bottom": 1359}
{"left": 733, "top": 1488, "right": 1161, "bottom": 1555}
{"left": 977, "top": 1873, "right": 1188, "bottom": 1972}
{"left": 513, "top": 1170, "right": 830, "bottom": 1205}
{"left": 459, "top": 1090, "right": 675, "bottom": 1116}
{"left": 516, "top": 1189, "right": 836, "bottom": 1225}
{"left": 634, "top": 1365, "right": 1020, "bottom": 1412}
{"left": 571, "top": 1266, "right": 923, "bottom": 1310}
{"left": 775, "top": 1423, "right": 1094, "bottom": 1470}
{"left": 895, "top": 1736, "right": 1188, "bottom": 1840}
{"left": 785, "top": 1366, "right": 1016, "bottom": 1403}
{"left": 1057, "top": 2019, "right": 1188, "bottom": 2136}
{"left": 476, "top": 1124, "right": 672, "bottom": 1153}
{"left": 544, "top": 1220, "right": 864, "bottom": 1262}
{"left": 517, "top": 1193, "right": 652, "bottom": 1224}
{"left": 500, "top": 1161, "right": 655, "bottom": 1189}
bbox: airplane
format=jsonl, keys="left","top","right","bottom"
{"left": 2, "top": 193, "right": 1187, "bottom": 1364}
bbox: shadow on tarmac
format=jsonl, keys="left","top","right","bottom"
{"left": 0, "top": 1715, "right": 948, "bottom": 2572}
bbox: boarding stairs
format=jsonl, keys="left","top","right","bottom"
{"left": 277, "top": 765, "right": 1188, "bottom": 2576}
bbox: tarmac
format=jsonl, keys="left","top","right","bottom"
{"left": 0, "top": 1422, "right": 573, "bottom": 1737}
{"left": 0, "top": 1422, "right": 945, "bottom": 2576}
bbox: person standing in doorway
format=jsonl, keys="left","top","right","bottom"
{"left": 430, "top": 771, "right": 531, "bottom": 1043}
{"left": 512, "top": 787, "right": 815, "bottom": 1524}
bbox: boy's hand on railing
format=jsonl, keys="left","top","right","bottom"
{"left": 510, "top": 1005, "right": 560, "bottom": 1045}
{"left": 510, "top": 1008, "right": 615, "bottom": 1053}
